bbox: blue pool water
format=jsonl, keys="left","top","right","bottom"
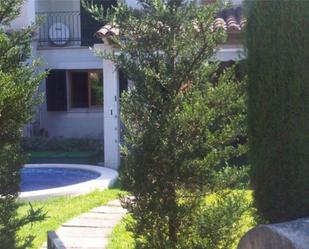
{"left": 21, "top": 167, "right": 100, "bottom": 192}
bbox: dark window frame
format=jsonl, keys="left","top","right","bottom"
{"left": 68, "top": 69, "right": 104, "bottom": 110}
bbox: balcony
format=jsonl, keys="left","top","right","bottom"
{"left": 36, "top": 11, "right": 81, "bottom": 47}
{"left": 36, "top": 10, "right": 103, "bottom": 48}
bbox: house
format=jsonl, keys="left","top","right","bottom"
{"left": 12, "top": 0, "right": 245, "bottom": 169}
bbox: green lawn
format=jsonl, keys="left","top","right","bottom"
{"left": 107, "top": 216, "right": 135, "bottom": 249}
{"left": 18, "top": 187, "right": 126, "bottom": 249}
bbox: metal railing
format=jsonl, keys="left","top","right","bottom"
{"left": 36, "top": 11, "right": 81, "bottom": 47}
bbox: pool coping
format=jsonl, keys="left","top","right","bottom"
{"left": 19, "top": 164, "right": 118, "bottom": 201}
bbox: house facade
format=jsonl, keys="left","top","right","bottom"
{"left": 12, "top": 0, "right": 125, "bottom": 139}
{"left": 13, "top": 0, "right": 244, "bottom": 169}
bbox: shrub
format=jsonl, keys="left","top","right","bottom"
{"left": 89, "top": 0, "right": 248, "bottom": 247}
{"left": 246, "top": 0, "right": 309, "bottom": 222}
{"left": 21, "top": 137, "right": 103, "bottom": 152}
{"left": 182, "top": 191, "right": 256, "bottom": 249}
{"left": 111, "top": 191, "right": 256, "bottom": 249}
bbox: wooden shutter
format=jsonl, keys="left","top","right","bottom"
{"left": 46, "top": 70, "right": 67, "bottom": 111}
{"left": 80, "top": 0, "right": 117, "bottom": 46}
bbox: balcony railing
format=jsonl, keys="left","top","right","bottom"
{"left": 36, "top": 11, "right": 81, "bottom": 47}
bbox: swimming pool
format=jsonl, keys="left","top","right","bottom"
{"left": 21, "top": 167, "right": 100, "bottom": 192}
{"left": 19, "top": 164, "right": 118, "bottom": 201}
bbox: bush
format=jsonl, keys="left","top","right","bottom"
{"left": 246, "top": 0, "right": 309, "bottom": 222}
{"left": 21, "top": 137, "right": 103, "bottom": 152}
{"left": 90, "top": 0, "right": 248, "bottom": 247}
{"left": 185, "top": 191, "right": 256, "bottom": 249}
{"left": 110, "top": 190, "right": 256, "bottom": 249}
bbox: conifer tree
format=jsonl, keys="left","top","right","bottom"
{"left": 0, "top": 0, "right": 46, "bottom": 248}
{"left": 88, "top": 0, "right": 248, "bottom": 247}
{"left": 246, "top": 0, "right": 309, "bottom": 223}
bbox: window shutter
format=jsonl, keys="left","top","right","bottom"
{"left": 46, "top": 70, "right": 67, "bottom": 112}
{"left": 80, "top": 0, "right": 117, "bottom": 46}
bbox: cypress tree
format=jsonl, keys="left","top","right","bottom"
{"left": 246, "top": 0, "right": 309, "bottom": 223}
{"left": 0, "top": 0, "right": 46, "bottom": 248}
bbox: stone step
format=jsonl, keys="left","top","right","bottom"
{"left": 56, "top": 227, "right": 111, "bottom": 237}
{"left": 62, "top": 217, "right": 121, "bottom": 228}
{"left": 91, "top": 206, "right": 127, "bottom": 214}
{"left": 44, "top": 200, "right": 126, "bottom": 249}
{"left": 53, "top": 236, "right": 108, "bottom": 248}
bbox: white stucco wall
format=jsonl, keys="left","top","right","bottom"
{"left": 10, "top": 0, "right": 35, "bottom": 29}
{"left": 217, "top": 45, "right": 245, "bottom": 61}
{"left": 37, "top": 47, "right": 102, "bottom": 69}
{"left": 230, "top": 0, "right": 243, "bottom": 5}
{"left": 36, "top": 0, "right": 80, "bottom": 12}
{"left": 40, "top": 105, "right": 104, "bottom": 138}
{"left": 125, "top": 0, "right": 139, "bottom": 8}
{"left": 37, "top": 47, "right": 105, "bottom": 138}
{"left": 34, "top": 0, "right": 108, "bottom": 139}
{"left": 99, "top": 43, "right": 121, "bottom": 169}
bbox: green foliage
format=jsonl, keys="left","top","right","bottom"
{"left": 246, "top": 0, "right": 309, "bottom": 223}
{"left": 180, "top": 190, "right": 256, "bottom": 249}
{"left": 21, "top": 137, "right": 103, "bottom": 152}
{"left": 0, "top": 0, "right": 47, "bottom": 248}
{"left": 213, "top": 165, "right": 250, "bottom": 190}
{"left": 107, "top": 191, "right": 256, "bottom": 249}
{"left": 92, "top": 0, "right": 248, "bottom": 248}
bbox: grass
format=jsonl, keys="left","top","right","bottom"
{"left": 107, "top": 216, "right": 135, "bottom": 249}
{"left": 18, "top": 187, "right": 126, "bottom": 249}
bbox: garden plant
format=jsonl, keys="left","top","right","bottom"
{"left": 0, "top": 0, "right": 47, "bottom": 248}
{"left": 86, "top": 0, "right": 253, "bottom": 248}
{"left": 246, "top": 0, "right": 309, "bottom": 223}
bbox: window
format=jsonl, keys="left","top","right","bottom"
{"left": 69, "top": 70, "right": 103, "bottom": 109}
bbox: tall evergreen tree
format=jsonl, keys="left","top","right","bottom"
{"left": 246, "top": 0, "right": 309, "bottom": 223}
{"left": 88, "top": 0, "right": 248, "bottom": 247}
{"left": 0, "top": 0, "right": 46, "bottom": 248}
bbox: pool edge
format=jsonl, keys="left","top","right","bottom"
{"left": 19, "top": 164, "right": 119, "bottom": 201}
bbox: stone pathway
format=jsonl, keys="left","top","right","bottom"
{"left": 42, "top": 200, "right": 126, "bottom": 249}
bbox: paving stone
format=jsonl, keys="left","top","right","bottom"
{"left": 79, "top": 212, "right": 124, "bottom": 219}
{"left": 54, "top": 236, "right": 108, "bottom": 248}
{"left": 91, "top": 206, "right": 127, "bottom": 214}
{"left": 42, "top": 200, "right": 126, "bottom": 249}
{"left": 62, "top": 217, "right": 120, "bottom": 228}
{"left": 56, "top": 227, "right": 111, "bottom": 237}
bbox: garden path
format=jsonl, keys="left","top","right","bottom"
{"left": 41, "top": 199, "right": 126, "bottom": 249}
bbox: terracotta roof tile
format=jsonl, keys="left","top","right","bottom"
{"left": 96, "top": 24, "right": 119, "bottom": 38}
{"left": 213, "top": 6, "right": 246, "bottom": 33}
{"left": 96, "top": 6, "right": 246, "bottom": 41}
